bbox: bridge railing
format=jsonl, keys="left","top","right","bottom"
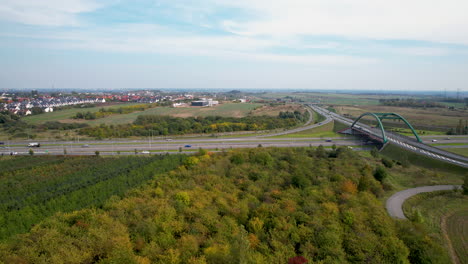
{"left": 386, "top": 131, "right": 468, "bottom": 163}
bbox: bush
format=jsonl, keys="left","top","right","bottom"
{"left": 370, "top": 147, "right": 380, "bottom": 158}
{"left": 381, "top": 157, "right": 393, "bottom": 168}
{"left": 373, "top": 166, "right": 388, "bottom": 182}
{"left": 463, "top": 174, "right": 468, "bottom": 195}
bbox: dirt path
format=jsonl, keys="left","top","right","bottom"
{"left": 441, "top": 212, "right": 460, "bottom": 264}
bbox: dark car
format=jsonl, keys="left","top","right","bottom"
{"left": 325, "top": 139, "right": 333, "bottom": 142}
{"left": 0, "top": 142, "right": 4, "bottom": 145}
{"left": 184, "top": 145, "right": 192, "bottom": 148}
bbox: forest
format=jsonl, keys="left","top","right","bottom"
{"left": 0, "top": 147, "right": 449, "bottom": 263}
{"left": 78, "top": 110, "right": 309, "bottom": 138}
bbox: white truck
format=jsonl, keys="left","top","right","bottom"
{"left": 28, "top": 142, "right": 41, "bottom": 147}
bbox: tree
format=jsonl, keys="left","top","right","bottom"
{"left": 315, "top": 145, "right": 327, "bottom": 158}
{"left": 95, "top": 150, "right": 100, "bottom": 156}
{"left": 31, "top": 107, "right": 43, "bottom": 115}
{"left": 370, "top": 147, "right": 380, "bottom": 158}
{"left": 373, "top": 166, "right": 388, "bottom": 182}
{"left": 29, "top": 149, "right": 34, "bottom": 156}
{"left": 381, "top": 157, "right": 393, "bottom": 168}
{"left": 463, "top": 174, "right": 468, "bottom": 195}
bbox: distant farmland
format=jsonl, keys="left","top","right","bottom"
{"left": 22, "top": 103, "right": 139, "bottom": 125}
{"left": 23, "top": 103, "right": 264, "bottom": 126}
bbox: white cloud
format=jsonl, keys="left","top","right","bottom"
{"left": 186, "top": 0, "right": 468, "bottom": 45}
{"left": 0, "top": 0, "right": 101, "bottom": 26}
{"left": 41, "top": 24, "right": 374, "bottom": 65}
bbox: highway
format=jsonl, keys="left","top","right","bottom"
{"left": 0, "top": 138, "right": 368, "bottom": 156}
{"left": 1, "top": 104, "right": 467, "bottom": 161}
{"left": 0, "top": 105, "right": 344, "bottom": 156}
{"left": 310, "top": 105, "right": 468, "bottom": 168}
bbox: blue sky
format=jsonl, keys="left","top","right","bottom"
{"left": 1, "top": 0, "right": 468, "bottom": 91}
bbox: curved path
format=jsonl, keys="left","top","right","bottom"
{"left": 386, "top": 185, "right": 462, "bottom": 219}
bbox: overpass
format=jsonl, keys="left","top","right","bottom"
{"left": 310, "top": 105, "right": 468, "bottom": 168}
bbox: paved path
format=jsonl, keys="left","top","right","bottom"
{"left": 386, "top": 185, "right": 462, "bottom": 219}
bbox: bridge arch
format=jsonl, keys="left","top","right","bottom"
{"left": 351, "top": 113, "right": 422, "bottom": 143}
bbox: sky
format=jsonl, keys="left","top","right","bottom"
{"left": 1, "top": 0, "right": 468, "bottom": 91}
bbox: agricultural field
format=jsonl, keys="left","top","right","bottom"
{"left": 250, "top": 103, "right": 303, "bottom": 116}
{"left": 22, "top": 103, "right": 140, "bottom": 125}
{"left": 257, "top": 92, "right": 403, "bottom": 105}
{"left": 402, "top": 191, "right": 468, "bottom": 264}
{"left": 334, "top": 105, "right": 467, "bottom": 132}
{"left": 23, "top": 103, "right": 263, "bottom": 126}
{"left": 0, "top": 155, "right": 185, "bottom": 240}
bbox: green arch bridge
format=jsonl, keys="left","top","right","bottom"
{"left": 350, "top": 113, "right": 422, "bottom": 144}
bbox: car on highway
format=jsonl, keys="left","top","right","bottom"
{"left": 432, "top": 139, "right": 438, "bottom": 142}
{"left": 184, "top": 145, "right": 192, "bottom": 148}
{"left": 28, "top": 142, "right": 41, "bottom": 147}
{"left": 0, "top": 142, "right": 4, "bottom": 145}
{"left": 325, "top": 139, "right": 333, "bottom": 142}
{"left": 81, "top": 144, "right": 90, "bottom": 148}
{"left": 141, "top": 151, "right": 150, "bottom": 154}
{"left": 166, "top": 139, "right": 173, "bottom": 141}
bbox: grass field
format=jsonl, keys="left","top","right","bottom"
{"left": 402, "top": 191, "right": 468, "bottom": 264}
{"left": 68, "top": 103, "right": 263, "bottom": 126}
{"left": 442, "top": 147, "right": 468, "bottom": 157}
{"left": 268, "top": 120, "right": 341, "bottom": 138}
{"left": 381, "top": 143, "right": 467, "bottom": 175}
{"left": 22, "top": 103, "right": 264, "bottom": 126}
{"left": 446, "top": 209, "right": 468, "bottom": 264}
{"left": 22, "top": 103, "right": 140, "bottom": 125}
{"left": 257, "top": 92, "right": 399, "bottom": 105}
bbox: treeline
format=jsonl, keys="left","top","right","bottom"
{"left": 446, "top": 119, "right": 468, "bottom": 135}
{"left": 0, "top": 147, "right": 447, "bottom": 263}
{"left": 73, "top": 104, "right": 157, "bottom": 120}
{"left": 78, "top": 111, "right": 308, "bottom": 138}
{"left": 379, "top": 98, "right": 444, "bottom": 108}
{"left": 0, "top": 154, "right": 185, "bottom": 240}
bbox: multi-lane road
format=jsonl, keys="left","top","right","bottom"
{"left": 310, "top": 105, "right": 468, "bottom": 168}
{"left": 1, "top": 105, "right": 467, "bottom": 164}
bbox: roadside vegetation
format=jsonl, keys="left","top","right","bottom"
{"left": 72, "top": 104, "right": 158, "bottom": 120}
{"left": 78, "top": 111, "right": 309, "bottom": 139}
{"left": 402, "top": 190, "right": 468, "bottom": 264}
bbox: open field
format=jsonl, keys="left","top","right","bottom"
{"left": 65, "top": 103, "right": 263, "bottom": 126}
{"left": 446, "top": 209, "right": 468, "bottom": 264}
{"left": 22, "top": 103, "right": 140, "bottom": 125}
{"left": 250, "top": 103, "right": 303, "bottom": 116}
{"left": 257, "top": 92, "right": 402, "bottom": 105}
{"left": 334, "top": 105, "right": 467, "bottom": 131}
{"left": 22, "top": 103, "right": 264, "bottom": 126}
{"left": 402, "top": 191, "right": 468, "bottom": 264}
{"left": 269, "top": 120, "right": 341, "bottom": 138}
{"left": 443, "top": 147, "right": 468, "bottom": 157}
{"left": 381, "top": 143, "right": 467, "bottom": 176}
